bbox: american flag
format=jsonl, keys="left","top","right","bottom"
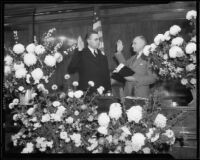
{"left": 93, "top": 6, "right": 105, "bottom": 55}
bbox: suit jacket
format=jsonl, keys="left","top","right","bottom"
{"left": 68, "top": 47, "right": 111, "bottom": 92}
{"left": 115, "top": 52, "right": 157, "bottom": 98}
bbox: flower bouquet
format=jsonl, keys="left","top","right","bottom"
{"left": 142, "top": 10, "right": 196, "bottom": 106}
{"left": 8, "top": 80, "right": 180, "bottom": 154}
{"left": 4, "top": 28, "right": 71, "bottom": 105}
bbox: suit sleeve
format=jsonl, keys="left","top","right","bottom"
{"left": 134, "top": 61, "right": 158, "bottom": 86}
{"left": 114, "top": 52, "right": 126, "bottom": 64}
{"left": 67, "top": 48, "right": 82, "bottom": 74}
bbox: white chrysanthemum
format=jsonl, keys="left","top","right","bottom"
{"left": 186, "top": 10, "right": 197, "bottom": 20}
{"left": 60, "top": 132, "right": 68, "bottom": 140}
{"left": 150, "top": 43, "right": 157, "bottom": 52}
{"left": 97, "top": 126, "right": 108, "bottom": 135}
{"left": 181, "top": 78, "right": 188, "bottom": 85}
{"left": 185, "top": 42, "right": 196, "bottom": 54}
{"left": 18, "top": 86, "right": 24, "bottom": 91}
{"left": 52, "top": 84, "right": 58, "bottom": 90}
{"left": 108, "top": 103, "right": 122, "bottom": 120}
{"left": 41, "top": 114, "right": 51, "bottom": 122}
{"left": 72, "top": 81, "right": 79, "bottom": 87}
{"left": 57, "top": 106, "right": 66, "bottom": 115}
{"left": 171, "top": 37, "right": 184, "bottom": 46}
{"left": 13, "top": 62, "right": 25, "bottom": 71}
{"left": 50, "top": 113, "right": 61, "bottom": 121}
{"left": 131, "top": 133, "right": 146, "bottom": 152}
{"left": 21, "top": 142, "right": 34, "bottom": 153}
{"left": 13, "top": 99, "right": 19, "bottom": 106}
{"left": 33, "top": 123, "right": 41, "bottom": 129}
{"left": 186, "top": 64, "right": 196, "bottom": 72}
{"left": 176, "top": 67, "right": 184, "bottom": 73}
{"left": 31, "top": 68, "right": 44, "bottom": 83}
{"left": 27, "top": 107, "right": 35, "bottom": 115}
{"left": 4, "top": 66, "right": 12, "bottom": 75}
{"left": 151, "top": 133, "right": 160, "bottom": 142}
{"left": 65, "top": 117, "right": 74, "bottom": 124}
{"left": 98, "top": 113, "right": 110, "bottom": 127}
{"left": 9, "top": 103, "right": 15, "bottom": 109}
{"left": 13, "top": 43, "right": 25, "bottom": 54}
{"left": 97, "top": 86, "right": 105, "bottom": 95}
{"left": 68, "top": 91, "right": 74, "bottom": 98}
{"left": 169, "top": 46, "right": 184, "bottom": 58}
{"left": 88, "top": 81, "right": 95, "bottom": 87}
{"left": 124, "top": 144, "right": 133, "bottom": 153}
{"left": 37, "top": 83, "right": 45, "bottom": 91}
{"left": 146, "top": 128, "right": 156, "bottom": 139}
{"left": 54, "top": 52, "right": 63, "bottom": 63}
{"left": 44, "top": 55, "right": 56, "bottom": 67}
{"left": 23, "top": 53, "right": 37, "bottom": 66}
{"left": 142, "top": 147, "right": 151, "bottom": 154}
{"left": 4, "top": 55, "right": 13, "bottom": 66}
{"left": 154, "top": 113, "right": 167, "bottom": 128}
{"left": 121, "top": 126, "right": 131, "bottom": 135}
{"left": 126, "top": 105, "right": 143, "bottom": 123}
{"left": 169, "top": 25, "right": 181, "bottom": 36}
{"left": 74, "top": 110, "right": 79, "bottom": 116}
{"left": 190, "top": 78, "right": 196, "bottom": 85}
{"left": 64, "top": 74, "right": 70, "bottom": 80}
{"left": 26, "top": 43, "right": 36, "bottom": 53}
{"left": 15, "top": 67, "right": 27, "bottom": 79}
{"left": 154, "top": 34, "right": 165, "bottom": 45}
{"left": 70, "top": 133, "right": 81, "bottom": 146}
{"left": 163, "top": 54, "right": 168, "bottom": 60}
{"left": 52, "top": 101, "right": 61, "bottom": 107}
{"left": 74, "top": 90, "right": 84, "bottom": 98}
{"left": 35, "top": 45, "right": 45, "bottom": 55}
{"left": 164, "top": 31, "right": 171, "bottom": 41}
{"left": 143, "top": 45, "right": 151, "bottom": 56}
{"left": 30, "top": 117, "right": 37, "bottom": 122}
{"left": 163, "top": 129, "right": 175, "bottom": 138}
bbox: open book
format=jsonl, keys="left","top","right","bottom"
{"left": 111, "top": 63, "right": 135, "bottom": 84}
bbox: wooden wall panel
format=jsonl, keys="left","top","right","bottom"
{"left": 4, "top": 2, "right": 196, "bottom": 92}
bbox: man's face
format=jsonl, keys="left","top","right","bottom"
{"left": 87, "top": 33, "right": 100, "bottom": 49}
{"left": 132, "top": 37, "right": 145, "bottom": 53}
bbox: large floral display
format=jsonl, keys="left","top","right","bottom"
{"left": 142, "top": 10, "right": 196, "bottom": 106}
{"left": 8, "top": 81, "right": 178, "bottom": 154}
{"left": 3, "top": 10, "right": 195, "bottom": 154}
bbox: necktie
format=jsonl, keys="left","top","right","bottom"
{"left": 94, "top": 50, "right": 98, "bottom": 56}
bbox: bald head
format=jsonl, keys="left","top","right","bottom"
{"left": 132, "top": 36, "right": 147, "bottom": 53}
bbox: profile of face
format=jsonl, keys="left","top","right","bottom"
{"left": 87, "top": 33, "right": 100, "bottom": 49}
{"left": 132, "top": 37, "right": 146, "bottom": 53}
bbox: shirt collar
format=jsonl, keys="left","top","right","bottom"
{"left": 136, "top": 50, "right": 143, "bottom": 59}
{"left": 88, "top": 46, "right": 97, "bottom": 56}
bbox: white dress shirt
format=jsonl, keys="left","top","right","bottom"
{"left": 88, "top": 46, "right": 97, "bottom": 57}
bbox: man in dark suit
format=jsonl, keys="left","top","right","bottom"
{"left": 113, "top": 36, "right": 158, "bottom": 98}
{"left": 68, "top": 31, "right": 111, "bottom": 93}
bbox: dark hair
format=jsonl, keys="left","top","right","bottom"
{"left": 85, "top": 30, "right": 98, "bottom": 40}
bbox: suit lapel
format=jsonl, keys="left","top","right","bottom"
{"left": 85, "top": 47, "right": 100, "bottom": 64}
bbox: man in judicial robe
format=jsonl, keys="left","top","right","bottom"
{"left": 68, "top": 31, "right": 111, "bottom": 93}
{"left": 113, "top": 36, "right": 158, "bottom": 98}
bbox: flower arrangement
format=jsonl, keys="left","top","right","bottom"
{"left": 4, "top": 28, "right": 77, "bottom": 104}
{"left": 142, "top": 10, "right": 196, "bottom": 90}
{"left": 8, "top": 80, "right": 180, "bottom": 154}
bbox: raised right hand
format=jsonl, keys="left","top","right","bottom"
{"left": 77, "top": 36, "right": 84, "bottom": 51}
{"left": 116, "top": 40, "right": 123, "bottom": 52}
